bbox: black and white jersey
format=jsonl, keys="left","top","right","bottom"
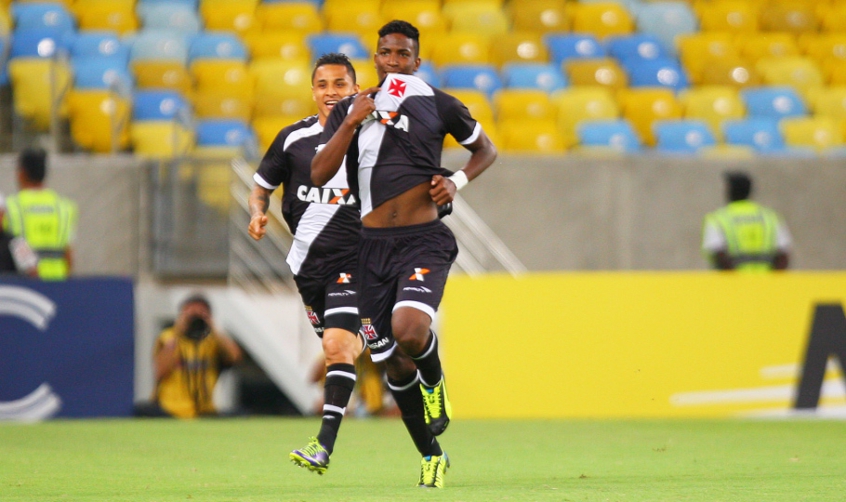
{"left": 254, "top": 115, "right": 360, "bottom": 277}
{"left": 318, "top": 73, "right": 481, "bottom": 218}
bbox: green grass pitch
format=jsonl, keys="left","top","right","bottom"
{"left": 1, "top": 417, "right": 844, "bottom": 501}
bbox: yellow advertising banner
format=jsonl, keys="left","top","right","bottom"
{"left": 439, "top": 272, "right": 846, "bottom": 418}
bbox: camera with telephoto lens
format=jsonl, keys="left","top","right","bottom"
{"left": 184, "top": 316, "right": 211, "bottom": 341}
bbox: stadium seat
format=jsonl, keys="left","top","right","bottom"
{"left": 806, "top": 87, "right": 846, "bottom": 121}
{"left": 69, "top": 32, "right": 130, "bottom": 64}
{"left": 607, "top": 34, "right": 669, "bottom": 63}
{"left": 253, "top": 115, "right": 305, "bottom": 151}
{"left": 10, "top": 28, "right": 69, "bottom": 59}
{"left": 250, "top": 58, "right": 312, "bottom": 99}
{"left": 570, "top": 2, "right": 634, "bottom": 39}
{"left": 137, "top": 0, "right": 199, "bottom": 8}
{"left": 625, "top": 58, "right": 689, "bottom": 91}
{"left": 442, "top": 88, "right": 495, "bottom": 123}
{"left": 133, "top": 90, "right": 191, "bottom": 121}
{"left": 760, "top": 2, "right": 819, "bottom": 34}
{"left": 415, "top": 62, "right": 441, "bottom": 87}
{"left": 679, "top": 86, "right": 746, "bottom": 140}
{"left": 195, "top": 119, "right": 255, "bottom": 149}
{"left": 8, "top": 58, "right": 72, "bottom": 130}
{"left": 498, "top": 119, "right": 566, "bottom": 153}
{"left": 502, "top": 63, "right": 567, "bottom": 92}
{"left": 551, "top": 87, "right": 619, "bottom": 147}
{"left": 698, "top": 0, "right": 759, "bottom": 33}
{"left": 192, "top": 91, "right": 253, "bottom": 120}
{"left": 430, "top": 32, "right": 492, "bottom": 66}
{"left": 493, "top": 89, "right": 555, "bottom": 122}
{"left": 307, "top": 34, "right": 369, "bottom": 62}
{"left": 188, "top": 33, "right": 247, "bottom": 63}
{"left": 780, "top": 116, "right": 844, "bottom": 152}
{"left": 257, "top": 2, "right": 323, "bottom": 33}
{"left": 137, "top": 4, "right": 201, "bottom": 33}
{"left": 740, "top": 86, "right": 807, "bottom": 119}
{"left": 132, "top": 61, "right": 193, "bottom": 96}
{"left": 618, "top": 88, "right": 682, "bottom": 147}
{"left": 826, "top": 60, "right": 846, "bottom": 86}
{"left": 242, "top": 31, "right": 309, "bottom": 62}
{"left": 199, "top": 0, "right": 258, "bottom": 34}
{"left": 577, "top": 119, "right": 642, "bottom": 152}
{"left": 490, "top": 32, "right": 549, "bottom": 68}
{"left": 130, "top": 121, "right": 195, "bottom": 158}
{"left": 74, "top": 1, "right": 139, "bottom": 34}
{"left": 253, "top": 94, "right": 315, "bottom": 119}
{"left": 129, "top": 30, "right": 189, "bottom": 64}
{"left": 190, "top": 60, "right": 253, "bottom": 93}
{"left": 72, "top": 58, "right": 133, "bottom": 92}
{"left": 382, "top": 0, "right": 446, "bottom": 38}
{"left": 819, "top": 3, "right": 846, "bottom": 32}
{"left": 756, "top": 57, "right": 824, "bottom": 99}
{"left": 722, "top": 118, "right": 786, "bottom": 153}
{"left": 12, "top": 3, "right": 75, "bottom": 35}
{"left": 699, "top": 56, "right": 762, "bottom": 88}
{"left": 544, "top": 33, "right": 605, "bottom": 66}
{"left": 440, "top": 65, "right": 503, "bottom": 97}
{"left": 564, "top": 58, "right": 629, "bottom": 90}
{"left": 443, "top": 2, "right": 509, "bottom": 35}
{"left": 635, "top": 2, "right": 697, "bottom": 56}
{"left": 653, "top": 120, "right": 716, "bottom": 154}
{"left": 324, "top": 3, "right": 383, "bottom": 40}
{"left": 341, "top": 58, "right": 376, "bottom": 89}
{"left": 509, "top": 0, "right": 569, "bottom": 34}
{"left": 67, "top": 89, "right": 131, "bottom": 153}
{"left": 678, "top": 33, "right": 739, "bottom": 85}
{"left": 736, "top": 33, "right": 800, "bottom": 64}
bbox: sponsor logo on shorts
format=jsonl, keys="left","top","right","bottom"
{"left": 403, "top": 286, "right": 432, "bottom": 293}
{"left": 337, "top": 273, "right": 352, "bottom": 284}
{"left": 369, "top": 338, "right": 391, "bottom": 349}
{"left": 305, "top": 307, "right": 320, "bottom": 325}
{"left": 328, "top": 290, "right": 356, "bottom": 297}
{"left": 409, "top": 268, "right": 430, "bottom": 281}
{"left": 361, "top": 322, "right": 378, "bottom": 341}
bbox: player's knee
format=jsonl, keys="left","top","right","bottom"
{"left": 391, "top": 307, "right": 431, "bottom": 353}
{"left": 322, "top": 328, "right": 358, "bottom": 365}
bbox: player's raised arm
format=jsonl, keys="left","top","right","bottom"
{"left": 311, "top": 87, "right": 380, "bottom": 186}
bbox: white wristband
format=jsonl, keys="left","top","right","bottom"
{"left": 449, "top": 170, "right": 468, "bottom": 191}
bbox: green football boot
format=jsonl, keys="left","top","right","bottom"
{"left": 421, "top": 378, "right": 452, "bottom": 436}
{"left": 418, "top": 452, "right": 450, "bottom": 488}
{"left": 289, "top": 437, "right": 330, "bottom": 475}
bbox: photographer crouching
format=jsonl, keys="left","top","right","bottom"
{"left": 135, "top": 294, "right": 243, "bottom": 418}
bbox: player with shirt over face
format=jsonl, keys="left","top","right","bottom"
{"left": 248, "top": 53, "right": 365, "bottom": 475}
{"left": 312, "top": 20, "right": 498, "bottom": 488}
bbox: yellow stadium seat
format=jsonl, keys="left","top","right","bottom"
{"left": 443, "top": 3, "right": 509, "bottom": 35}
{"left": 679, "top": 86, "right": 746, "bottom": 140}
{"left": 253, "top": 94, "right": 316, "bottom": 119}
{"left": 257, "top": 2, "right": 323, "bottom": 33}
{"left": 678, "top": 32, "right": 740, "bottom": 85}
{"left": 564, "top": 58, "right": 629, "bottom": 91}
{"left": 74, "top": 2, "right": 139, "bottom": 35}
{"left": 200, "top": 0, "right": 259, "bottom": 34}
{"left": 551, "top": 88, "right": 619, "bottom": 148}
{"left": 819, "top": 3, "right": 846, "bottom": 32}
{"left": 192, "top": 91, "right": 254, "bottom": 121}
{"left": 698, "top": 0, "right": 759, "bottom": 33}
{"left": 242, "top": 31, "right": 310, "bottom": 62}
{"left": 381, "top": 0, "right": 447, "bottom": 39}
{"left": 195, "top": 160, "right": 232, "bottom": 214}
{"left": 806, "top": 87, "right": 846, "bottom": 120}
{"left": 781, "top": 116, "right": 844, "bottom": 151}
{"left": 700, "top": 56, "right": 762, "bottom": 88}
{"left": 252, "top": 116, "right": 300, "bottom": 151}
{"left": 498, "top": 119, "right": 565, "bottom": 153}
{"left": 250, "top": 59, "right": 312, "bottom": 98}
{"left": 442, "top": 0, "right": 504, "bottom": 7}
{"left": 509, "top": 0, "right": 569, "bottom": 34}
{"left": 130, "top": 121, "right": 195, "bottom": 159}
{"left": 8, "top": 58, "right": 71, "bottom": 131}
{"left": 736, "top": 33, "right": 800, "bottom": 63}
{"left": 756, "top": 56, "right": 824, "bottom": 99}
{"left": 190, "top": 60, "right": 253, "bottom": 93}
{"left": 760, "top": 1, "right": 819, "bottom": 33}
{"left": 430, "top": 33, "right": 491, "bottom": 66}
{"left": 489, "top": 32, "right": 549, "bottom": 68}
{"left": 325, "top": 3, "right": 384, "bottom": 40}
{"left": 493, "top": 89, "right": 555, "bottom": 122}
{"left": 824, "top": 59, "right": 846, "bottom": 86}
{"left": 67, "top": 90, "right": 131, "bottom": 153}
{"left": 441, "top": 88, "right": 494, "bottom": 123}
{"left": 618, "top": 88, "right": 682, "bottom": 147}
{"left": 347, "top": 58, "right": 379, "bottom": 89}
{"left": 570, "top": 2, "right": 634, "bottom": 39}
{"left": 132, "top": 61, "right": 193, "bottom": 96}
{"left": 799, "top": 33, "right": 846, "bottom": 65}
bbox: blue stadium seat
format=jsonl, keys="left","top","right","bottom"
{"left": 544, "top": 33, "right": 605, "bottom": 66}
{"left": 70, "top": 32, "right": 130, "bottom": 64}
{"left": 635, "top": 2, "right": 697, "bottom": 56}
{"left": 307, "top": 33, "right": 369, "bottom": 61}
{"left": 12, "top": 3, "right": 76, "bottom": 35}
{"left": 10, "top": 28, "right": 70, "bottom": 59}
{"left": 133, "top": 90, "right": 190, "bottom": 121}
{"left": 502, "top": 63, "right": 568, "bottom": 92}
{"left": 189, "top": 33, "right": 248, "bottom": 62}
{"left": 129, "top": 30, "right": 190, "bottom": 64}
{"left": 740, "top": 87, "right": 807, "bottom": 120}
{"left": 440, "top": 64, "right": 503, "bottom": 97}
{"left": 654, "top": 120, "right": 716, "bottom": 153}
{"left": 722, "top": 118, "right": 786, "bottom": 153}
{"left": 72, "top": 58, "right": 133, "bottom": 92}
{"left": 195, "top": 119, "right": 255, "bottom": 147}
{"left": 137, "top": 4, "right": 202, "bottom": 34}
{"left": 607, "top": 34, "right": 668, "bottom": 62}
{"left": 577, "top": 120, "right": 642, "bottom": 152}
{"left": 415, "top": 62, "right": 440, "bottom": 87}
{"left": 625, "top": 58, "right": 689, "bottom": 90}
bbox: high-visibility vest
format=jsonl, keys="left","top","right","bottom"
{"left": 3, "top": 189, "right": 78, "bottom": 280}
{"left": 705, "top": 200, "right": 781, "bottom": 271}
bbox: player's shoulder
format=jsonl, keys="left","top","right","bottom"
{"left": 279, "top": 114, "right": 320, "bottom": 138}
{"left": 272, "top": 115, "right": 321, "bottom": 149}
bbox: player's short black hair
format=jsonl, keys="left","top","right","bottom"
{"left": 18, "top": 147, "right": 47, "bottom": 183}
{"left": 312, "top": 52, "right": 357, "bottom": 84}
{"left": 378, "top": 20, "right": 420, "bottom": 56}
{"left": 180, "top": 293, "right": 212, "bottom": 314}
{"left": 724, "top": 171, "right": 752, "bottom": 202}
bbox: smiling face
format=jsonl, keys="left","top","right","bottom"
{"left": 374, "top": 33, "right": 420, "bottom": 82}
{"left": 312, "top": 64, "right": 359, "bottom": 125}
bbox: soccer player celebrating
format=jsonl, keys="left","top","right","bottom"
{"left": 312, "top": 21, "right": 498, "bottom": 487}
{"left": 248, "top": 53, "right": 365, "bottom": 475}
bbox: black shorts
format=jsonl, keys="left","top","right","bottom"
{"left": 294, "top": 250, "right": 360, "bottom": 337}
{"left": 358, "top": 219, "right": 458, "bottom": 362}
